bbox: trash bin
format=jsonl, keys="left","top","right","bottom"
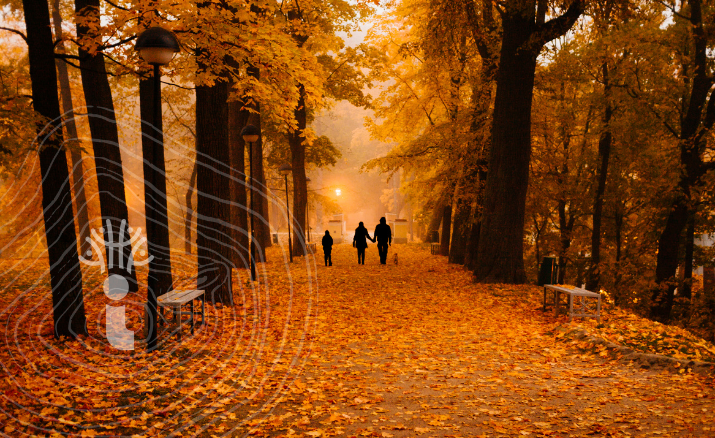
{"left": 429, "top": 230, "right": 440, "bottom": 243}
{"left": 272, "top": 233, "right": 278, "bottom": 244}
{"left": 538, "top": 256, "right": 558, "bottom": 286}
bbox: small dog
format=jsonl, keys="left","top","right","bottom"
{"left": 394, "top": 253, "right": 398, "bottom": 265}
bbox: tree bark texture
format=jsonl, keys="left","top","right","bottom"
{"left": 288, "top": 84, "right": 308, "bottom": 256}
{"left": 449, "top": 195, "right": 470, "bottom": 264}
{"left": 24, "top": 0, "right": 87, "bottom": 338}
{"left": 586, "top": 61, "right": 612, "bottom": 292}
{"left": 185, "top": 161, "right": 197, "bottom": 254}
{"left": 651, "top": 0, "right": 714, "bottom": 322}
{"left": 75, "top": 0, "right": 137, "bottom": 291}
{"left": 681, "top": 212, "right": 695, "bottom": 301}
{"left": 227, "top": 94, "right": 250, "bottom": 268}
{"left": 440, "top": 205, "right": 452, "bottom": 257}
{"left": 139, "top": 73, "right": 173, "bottom": 300}
{"left": 246, "top": 65, "right": 271, "bottom": 252}
{"left": 196, "top": 80, "right": 232, "bottom": 305}
{"left": 474, "top": 0, "right": 583, "bottom": 284}
{"left": 52, "top": 0, "right": 92, "bottom": 259}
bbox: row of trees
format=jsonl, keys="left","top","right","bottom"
{"left": 365, "top": 0, "right": 715, "bottom": 324}
{"left": 2, "top": 0, "right": 373, "bottom": 337}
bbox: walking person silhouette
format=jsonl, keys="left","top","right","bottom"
{"left": 374, "top": 217, "right": 392, "bottom": 265}
{"left": 352, "top": 222, "right": 374, "bottom": 265}
{"left": 322, "top": 230, "right": 333, "bottom": 266}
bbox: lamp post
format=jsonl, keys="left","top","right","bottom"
{"left": 305, "top": 177, "right": 311, "bottom": 243}
{"left": 136, "top": 26, "right": 179, "bottom": 352}
{"left": 278, "top": 163, "right": 293, "bottom": 262}
{"left": 241, "top": 124, "right": 260, "bottom": 281}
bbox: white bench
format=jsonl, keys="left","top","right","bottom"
{"left": 543, "top": 284, "right": 601, "bottom": 323}
{"left": 157, "top": 290, "right": 205, "bottom": 338}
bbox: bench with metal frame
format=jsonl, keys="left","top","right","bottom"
{"left": 431, "top": 243, "right": 440, "bottom": 255}
{"left": 543, "top": 284, "right": 601, "bottom": 324}
{"left": 157, "top": 289, "right": 205, "bottom": 339}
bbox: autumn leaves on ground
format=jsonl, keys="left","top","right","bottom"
{"left": 1, "top": 244, "right": 715, "bottom": 437}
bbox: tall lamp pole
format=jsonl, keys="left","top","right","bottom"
{"left": 241, "top": 125, "right": 260, "bottom": 281}
{"left": 136, "top": 27, "right": 179, "bottom": 352}
{"left": 305, "top": 177, "right": 311, "bottom": 243}
{"left": 278, "top": 163, "right": 293, "bottom": 262}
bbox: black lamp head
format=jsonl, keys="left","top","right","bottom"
{"left": 136, "top": 27, "right": 180, "bottom": 65}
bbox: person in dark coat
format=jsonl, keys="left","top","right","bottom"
{"left": 352, "top": 222, "right": 374, "bottom": 265}
{"left": 322, "top": 230, "right": 333, "bottom": 266}
{"left": 373, "top": 217, "right": 392, "bottom": 264}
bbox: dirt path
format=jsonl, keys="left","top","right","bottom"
{"left": 249, "top": 244, "right": 715, "bottom": 437}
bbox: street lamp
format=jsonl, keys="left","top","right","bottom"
{"left": 136, "top": 26, "right": 179, "bottom": 352}
{"left": 242, "top": 124, "right": 260, "bottom": 281}
{"left": 305, "top": 177, "right": 311, "bottom": 243}
{"left": 278, "top": 163, "right": 293, "bottom": 263}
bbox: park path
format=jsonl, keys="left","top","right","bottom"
{"left": 1, "top": 244, "right": 713, "bottom": 437}
{"left": 247, "top": 243, "right": 715, "bottom": 437}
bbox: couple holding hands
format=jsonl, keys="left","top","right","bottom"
{"left": 320, "top": 217, "right": 393, "bottom": 266}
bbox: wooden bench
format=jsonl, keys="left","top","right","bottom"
{"left": 431, "top": 243, "right": 440, "bottom": 255}
{"left": 543, "top": 284, "right": 601, "bottom": 323}
{"left": 157, "top": 290, "right": 205, "bottom": 339}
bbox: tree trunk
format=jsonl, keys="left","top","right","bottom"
{"left": 474, "top": 24, "right": 537, "bottom": 283}
{"left": 474, "top": 0, "right": 583, "bottom": 284}
{"left": 75, "top": 0, "right": 137, "bottom": 291}
{"left": 682, "top": 212, "right": 695, "bottom": 300}
{"left": 439, "top": 205, "right": 452, "bottom": 257}
{"left": 24, "top": 0, "right": 87, "bottom": 338}
{"left": 427, "top": 194, "right": 446, "bottom": 241}
{"left": 196, "top": 79, "right": 232, "bottom": 305}
{"left": 51, "top": 0, "right": 92, "bottom": 259}
{"left": 449, "top": 196, "right": 470, "bottom": 264}
{"left": 557, "top": 200, "right": 574, "bottom": 284}
{"left": 139, "top": 72, "right": 174, "bottom": 305}
{"left": 586, "top": 61, "right": 612, "bottom": 292}
{"left": 650, "top": 0, "right": 712, "bottom": 322}
{"left": 227, "top": 93, "right": 249, "bottom": 267}
{"left": 185, "top": 161, "right": 197, "bottom": 254}
{"left": 247, "top": 66, "right": 271, "bottom": 252}
{"left": 289, "top": 84, "right": 308, "bottom": 256}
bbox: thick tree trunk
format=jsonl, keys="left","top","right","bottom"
{"left": 246, "top": 66, "right": 271, "bottom": 252}
{"left": 650, "top": 0, "right": 712, "bottom": 322}
{"left": 682, "top": 213, "right": 695, "bottom": 300}
{"left": 651, "top": 199, "right": 689, "bottom": 321}
{"left": 227, "top": 95, "right": 249, "bottom": 267}
{"left": 474, "top": 21, "right": 537, "bottom": 283}
{"left": 439, "top": 205, "right": 452, "bottom": 257}
{"left": 139, "top": 73, "right": 174, "bottom": 304}
{"left": 474, "top": 0, "right": 582, "bottom": 284}
{"left": 586, "top": 61, "right": 612, "bottom": 292}
{"left": 449, "top": 196, "right": 470, "bottom": 264}
{"left": 289, "top": 84, "right": 308, "bottom": 256}
{"left": 75, "top": 0, "right": 137, "bottom": 291}
{"left": 427, "top": 194, "right": 446, "bottom": 241}
{"left": 196, "top": 80, "right": 232, "bottom": 304}
{"left": 185, "top": 161, "right": 197, "bottom": 254}
{"left": 24, "top": 0, "right": 87, "bottom": 338}
{"left": 51, "top": 0, "right": 92, "bottom": 259}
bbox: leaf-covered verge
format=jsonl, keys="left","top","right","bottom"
{"left": 1, "top": 244, "right": 714, "bottom": 437}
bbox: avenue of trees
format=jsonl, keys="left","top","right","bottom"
{"left": 363, "top": 0, "right": 715, "bottom": 329}
{"left": 0, "top": 0, "right": 714, "bottom": 338}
